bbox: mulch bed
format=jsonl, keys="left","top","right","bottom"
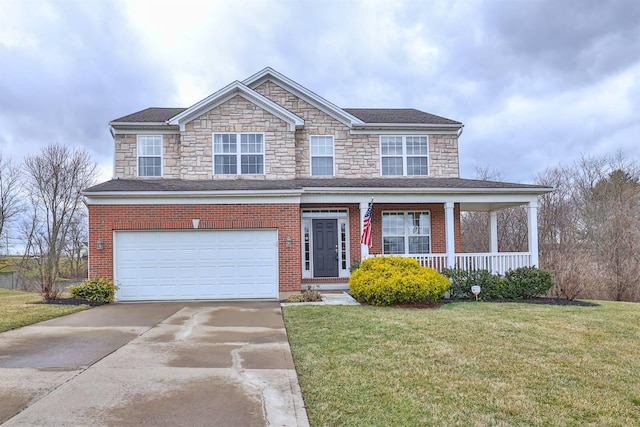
{"left": 391, "top": 297, "right": 599, "bottom": 309}
{"left": 37, "top": 298, "right": 104, "bottom": 307}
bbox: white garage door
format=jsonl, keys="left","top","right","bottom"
{"left": 114, "top": 230, "right": 278, "bottom": 301}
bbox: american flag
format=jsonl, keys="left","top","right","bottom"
{"left": 360, "top": 199, "right": 373, "bottom": 248}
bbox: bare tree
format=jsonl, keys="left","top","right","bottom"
{"left": 62, "top": 211, "right": 89, "bottom": 279}
{"left": 584, "top": 164, "right": 640, "bottom": 301}
{"left": 536, "top": 165, "right": 597, "bottom": 299}
{"left": 461, "top": 167, "right": 528, "bottom": 253}
{"left": 23, "top": 144, "right": 97, "bottom": 299}
{"left": 0, "top": 152, "right": 23, "bottom": 254}
{"left": 537, "top": 153, "right": 640, "bottom": 301}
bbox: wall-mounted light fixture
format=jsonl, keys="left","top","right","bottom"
{"left": 96, "top": 238, "right": 104, "bottom": 250}
{"left": 286, "top": 236, "right": 292, "bottom": 248}
{"left": 192, "top": 219, "right": 200, "bottom": 229}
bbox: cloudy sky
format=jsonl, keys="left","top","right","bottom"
{"left": 1, "top": 0, "right": 638, "bottom": 183}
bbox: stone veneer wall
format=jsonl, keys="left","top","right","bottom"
{"left": 114, "top": 134, "right": 181, "bottom": 179}
{"left": 179, "top": 95, "right": 296, "bottom": 180}
{"left": 254, "top": 80, "right": 460, "bottom": 179}
{"left": 112, "top": 81, "right": 460, "bottom": 179}
{"left": 429, "top": 135, "right": 459, "bottom": 177}
{"left": 254, "top": 81, "right": 380, "bottom": 178}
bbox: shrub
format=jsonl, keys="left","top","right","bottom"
{"left": 68, "top": 277, "right": 118, "bottom": 303}
{"left": 442, "top": 267, "right": 555, "bottom": 300}
{"left": 504, "top": 266, "right": 554, "bottom": 299}
{"left": 443, "top": 268, "right": 507, "bottom": 300}
{"left": 349, "top": 256, "right": 450, "bottom": 306}
{"left": 285, "top": 285, "right": 323, "bottom": 303}
{"left": 286, "top": 293, "right": 307, "bottom": 302}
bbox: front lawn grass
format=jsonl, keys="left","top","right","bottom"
{"left": 283, "top": 301, "right": 640, "bottom": 426}
{"left": 0, "top": 289, "right": 89, "bottom": 333}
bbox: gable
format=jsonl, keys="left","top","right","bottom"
{"left": 167, "top": 81, "right": 304, "bottom": 132}
{"left": 182, "top": 94, "right": 294, "bottom": 133}
{"left": 243, "top": 67, "right": 364, "bottom": 127}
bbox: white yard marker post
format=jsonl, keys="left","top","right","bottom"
{"left": 471, "top": 285, "right": 481, "bottom": 301}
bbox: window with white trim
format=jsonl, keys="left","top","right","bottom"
{"left": 310, "top": 135, "right": 334, "bottom": 176}
{"left": 137, "top": 135, "right": 162, "bottom": 177}
{"left": 380, "top": 136, "right": 428, "bottom": 176}
{"left": 382, "top": 211, "right": 431, "bottom": 254}
{"left": 213, "top": 133, "right": 264, "bottom": 175}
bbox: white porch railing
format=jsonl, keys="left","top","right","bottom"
{"left": 454, "top": 252, "right": 532, "bottom": 275}
{"left": 365, "top": 252, "right": 532, "bottom": 275}
{"left": 407, "top": 254, "right": 449, "bottom": 271}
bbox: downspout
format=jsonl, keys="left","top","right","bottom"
{"left": 110, "top": 124, "right": 117, "bottom": 179}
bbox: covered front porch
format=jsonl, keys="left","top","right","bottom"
{"left": 297, "top": 177, "right": 551, "bottom": 289}
{"left": 359, "top": 196, "right": 542, "bottom": 276}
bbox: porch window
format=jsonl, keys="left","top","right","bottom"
{"left": 380, "top": 136, "right": 428, "bottom": 176}
{"left": 382, "top": 211, "right": 431, "bottom": 254}
{"left": 137, "top": 135, "right": 162, "bottom": 177}
{"left": 213, "top": 133, "right": 264, "bottom": 175}
{"left": 310, "top": 135, "right": 334, "bottom": 176}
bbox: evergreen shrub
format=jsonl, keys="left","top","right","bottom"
{"left": 442, "top": 266, "right": 554, "bottom": 300}
{"left": 69, "top": 277, "right": 118, "bottom": 303}
{"left": 349, "top": 256, "right": 450, "bottom": 306}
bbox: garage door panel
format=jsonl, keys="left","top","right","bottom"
{"left": 114, "top": 230, "right": 278, "bottom": 301}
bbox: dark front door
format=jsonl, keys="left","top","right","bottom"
{"left": 312, "top": 219, "right": 339, "bottom": 277}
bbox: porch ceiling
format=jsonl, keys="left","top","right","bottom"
{"left": 459, "top": 201, "right": 529, "bottom": 212}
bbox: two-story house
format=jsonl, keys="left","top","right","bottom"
{"left": 84, "top": 67, "right": 551, "bottom": 301}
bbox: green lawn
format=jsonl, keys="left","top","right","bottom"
{"left": 283, "top": 301, "right": 640, "bottom": 426}
{"left": 0, "top": 289, "right": 89, "bottom": 333}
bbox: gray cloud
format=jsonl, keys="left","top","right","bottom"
{"left": 0, "top": 0, "right": 174, "bottom": 164}
{"left": 1, "top": 0, "right": 638, "bottom": 184}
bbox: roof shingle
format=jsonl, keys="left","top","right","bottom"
{"left": 343, "top": 108, "right": 461, "bottom": 125}
{"left": 85, "top": 178, "right": 549, "bottom": 193}
{"left": 111, "top": 107, "right": 187, "bottom": 123}
{"left": 111, "top": 107, "right": 461, "bottom": 126}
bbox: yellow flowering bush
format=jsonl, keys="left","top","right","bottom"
{"left": 349, "top": 256, "right": 450, "bottom": 306}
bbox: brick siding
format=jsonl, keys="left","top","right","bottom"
{"left": 89, "top": 202, "right": 460, "bottom": 295}
{"left": 88, "top": 203, "right": 301, "bottom": 292}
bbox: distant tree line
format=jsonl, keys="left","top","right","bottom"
{"left": 4, "top": 143, "right": 638, "bottom": 302}
{"left": 462, "top": 152, "right": 640, "bottom": 302}
{"left": 0, "top": 144, "right": 97, "bottom": 299}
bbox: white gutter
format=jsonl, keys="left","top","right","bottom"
{"left": 351, "top": 123, "right": 462, "bottom": 129}
{"left": 109, "top": 121, "right": 174, "bottom": 127}
{"left": 298, "top": 186, "right": 552, "bottom": 195}
{"left": 82, "top": 188, "right": 305, "bottom": 199}
{"left": 83, "top": 185, "right": 551, "bottom": 199}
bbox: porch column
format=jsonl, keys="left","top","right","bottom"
{"left": 527, "top": 200, "right": 539, "bottom": 267}
{"left": 489, "top": 211, "right": 498, "bottom": 253}
{"left": 360, "top": 201, "right": 370, "bottom": 259}
{"left": 445, "top": 202, "right": 455, "bottom": 268}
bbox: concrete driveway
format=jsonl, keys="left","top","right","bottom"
{"left": 0, "top": 301, "right": 309, "bottom": 426}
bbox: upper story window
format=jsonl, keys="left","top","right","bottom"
{"left": 137, "top": 135, "right": 162, "bottom": 177}
{"left": 380, "top": 136, "right": 429, "bottom": 176}
{"left": 310, "top": 135, "right": 334, "bottom": 176}
{"left": 213, "top": 133, "right": 264, "bottom": 175}
{"left": 382, "top": 211, "right": 431, "bottom": 254}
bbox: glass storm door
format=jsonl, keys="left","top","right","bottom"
{"left": 312, "top": 219, "right": 339, "bottom": 277}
